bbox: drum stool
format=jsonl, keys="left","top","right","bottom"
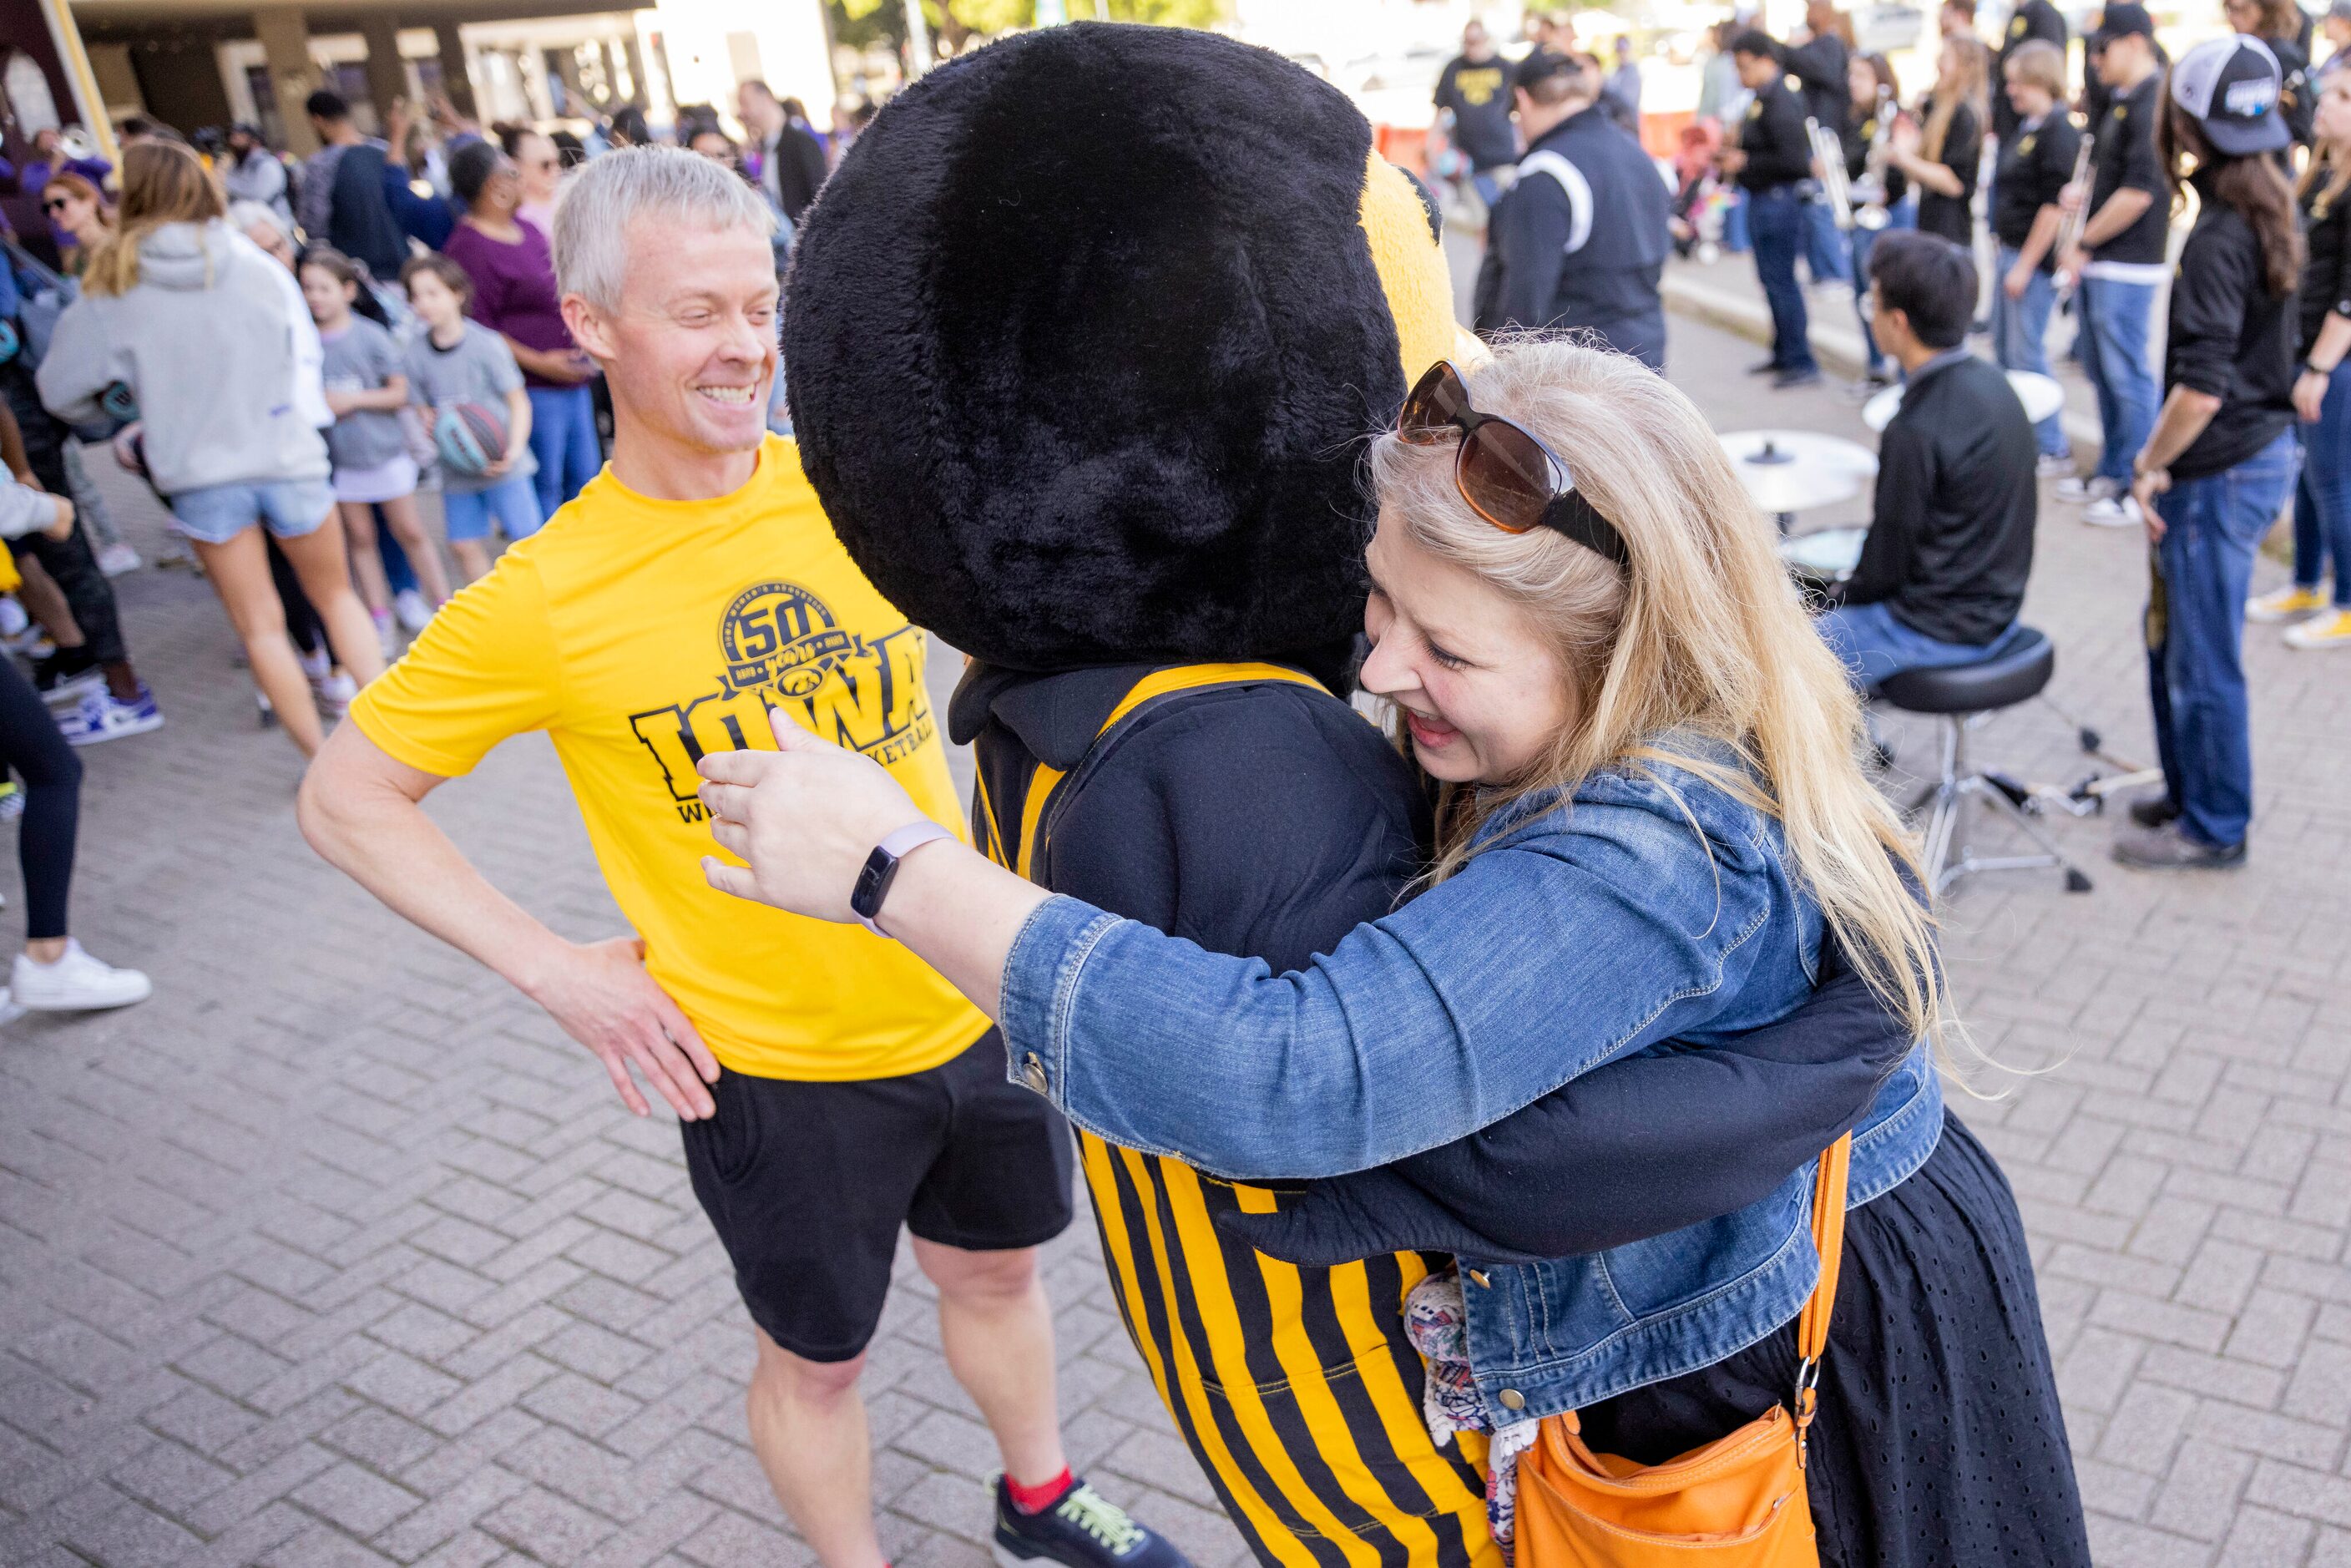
{"left": 1877, "top": 626, "right": 2093, "bottom": 897}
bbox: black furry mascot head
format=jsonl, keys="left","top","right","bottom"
{"left": 783, "top": 23, "right": 1460, "bottom": 673}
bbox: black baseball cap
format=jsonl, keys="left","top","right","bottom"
{"left": 1514, "top": 48, "right": 1581, "bottom": 92}
{"left": 2091, "top": 3, "right": 2155, "bottom": 47}
{"left": 2171, "top": 34, "right": 2293, "bottom": 157}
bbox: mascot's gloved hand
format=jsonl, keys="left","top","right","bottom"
{"left": 1213, "top": 1167, "right": 1541, "bottom": 1269}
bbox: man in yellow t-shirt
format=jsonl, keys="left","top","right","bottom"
{"left": 299, "top": 149, "right": 1185, "bottom": 1568}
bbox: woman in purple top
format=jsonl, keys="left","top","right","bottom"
{"left": 439, "top": 140, "right": 599, "bottom": 517}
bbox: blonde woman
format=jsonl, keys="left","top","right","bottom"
{"left": 696, "top": 341, "right": 2092, "bottom": 1565}
{"left": 1889, "top": 31, "right": 1986, "bottom": 245}
{"left": 38, "top": 140, "right": 384, "bottom": 757}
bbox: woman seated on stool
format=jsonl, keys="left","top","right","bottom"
{"left": 1817, "top": 231, "right": 2038, "bottom": 690}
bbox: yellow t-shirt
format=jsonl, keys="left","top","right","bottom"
{"left": 349, "top": 434, "right": 987, "bottom": 1080}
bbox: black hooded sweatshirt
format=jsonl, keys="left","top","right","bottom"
{"left": 952, "top": 662, "right": 1915, "bottom": 1267}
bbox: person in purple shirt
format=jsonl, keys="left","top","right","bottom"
{"left": 439, "top": 140, "right": 599, "bottom": 515}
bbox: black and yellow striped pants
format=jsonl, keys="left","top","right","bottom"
{"left": 1080, "top": 1132, "right": 1500, "bottom": 1568}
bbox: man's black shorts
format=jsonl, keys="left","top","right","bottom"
{"left": 680, "top": 1029, "right": 1074, "bottom": 1363}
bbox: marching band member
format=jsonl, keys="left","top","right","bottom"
{"left": 2121, "top": 37, "right": 2301, "bottom": 870}
{"left": 1722, "top": 29, "right": 1823, "bottom": 387}
{"left": 1990, "top": 39, "right": 2083, "bottom": 468}
{"left": 1843, "top": 53, "right": 1912, "bottom": 382}
{"left": 1888, "top": 33, "right": 1988, "bottom": 247}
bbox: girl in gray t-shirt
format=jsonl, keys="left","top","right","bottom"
{"left": 398, "top": 254, "right": 541, "bottom": 583}
{"left": 301, "top": 250, "right": 453, "bottom": 626}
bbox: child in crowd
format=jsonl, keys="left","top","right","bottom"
{"left": 301, "top": 249, "right": 452, "bottom": 645}
{"left": 396, "top": 255, "right": 538, "bottom": 583}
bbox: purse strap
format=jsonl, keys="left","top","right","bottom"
{"left": 1790, "top": 1132, "right": 1853, "bottom": 1467}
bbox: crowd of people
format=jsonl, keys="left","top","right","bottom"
{"left": 1428, "top": 3, "right": 2341, "bottom": 878}
{"left": 0, "top": 85, "right": 858, "bottom": 1016}
{"left": 0, "top": 7, "right": 2324, "bottom": 1563}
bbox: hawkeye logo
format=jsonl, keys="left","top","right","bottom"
{"left": 629, "top": 579, "right": 935, "bottom": 824}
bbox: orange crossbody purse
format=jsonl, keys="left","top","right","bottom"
{"left": 1512, "top": 1134, "right": 1852, "bottom": 1567}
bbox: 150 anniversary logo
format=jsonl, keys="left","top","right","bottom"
{"left": 629, "top": 581, "right": 934, "bottom": 822}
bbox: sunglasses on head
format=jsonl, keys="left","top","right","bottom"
{"left": 1397, "top": 361, "right": 1630, "bottom": 569}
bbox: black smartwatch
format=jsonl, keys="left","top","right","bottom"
{"left": 850, "top": 821, "right": 954, "bottom": 937}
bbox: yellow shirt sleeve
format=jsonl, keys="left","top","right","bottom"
{"left": 347, "top": 556, "right": 563, "bottom": 777}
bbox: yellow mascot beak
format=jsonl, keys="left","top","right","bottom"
{"left": 1357, "top": 154, "right": 1491, "bottom": 384}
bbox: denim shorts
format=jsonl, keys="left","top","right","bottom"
{"left": 440, "top": 474, "right": 544, "bottom": 544}
{"left": 169, "top": 477, "right": 336, "bottom": 546}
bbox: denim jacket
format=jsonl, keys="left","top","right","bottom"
{"left": 999, "top": 744, "right": 1944, "bottom": 1421}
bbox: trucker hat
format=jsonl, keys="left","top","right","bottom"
{"left": 2170, "top": 34, "right": 2293, "bottom": 158}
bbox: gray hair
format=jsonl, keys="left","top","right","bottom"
{"left": 226, "top": 200, "right": 286, "bottom": 241}
{"left": 553, "top": 145, "right": 777, "bottom": 309}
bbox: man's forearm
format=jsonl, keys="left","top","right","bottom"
{"left": 297, "top": 757, "right": 570, "bottom": 1001}
{"left": 2016, "top": 205, "right": 2064, "bottom": 272}
{"left": 2079, "top": 188, "right": 2154, "bottom": 252}
{"left": 2137, "top": 387, "right": 2222, "bottom": 474}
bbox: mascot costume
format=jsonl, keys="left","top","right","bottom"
{"left": 786, "top": 24, "right": 1906, "bottom": 1565}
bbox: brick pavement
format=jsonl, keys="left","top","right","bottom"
{"left": 1, "top": 312, "right": 2345, "bottom": 1565}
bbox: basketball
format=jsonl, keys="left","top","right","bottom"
{"left": 433, "top": 402, "right": 508, "bottom": 478}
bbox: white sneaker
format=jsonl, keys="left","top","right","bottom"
{"left": 96, "top": 543, "right": 141, "bottom": 577}
{"left": 314, "top": 671, "right": 358, "bottom": 716}
{"left": 11, "top": 941, "right": 152, "bottom": 1011}
{"left": 2055, "top": 474, "right": 2118, "bottom": 504}
{"left": 2035, "top": 453, "right": 2077, "bottom": 478}
{"left": 297, "top": 645, "right": 332, "bottom": 684}
{"left": 59, "top": 685, "right": 164, "bottom": 746}
{"left": 2082, "top": 494, "right": 2144, "bottom": 529}
{"left": 2247, "top": 584, "right": 2331, "bottom": 622}
{"left": 0, "top": 989, "right": 24, "bottom": 1027}
{"left": 393, "top": 589, "right": 433, "bottom": 634}
{"left": 2283, "top": 607, "right": 2351, "bottom": 649}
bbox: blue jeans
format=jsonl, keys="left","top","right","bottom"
{"left": 1817, "top": 600, "right": 2014, "bottom": 691}
{"left": 1747, "top": 186, "right": 1815, "bottom": 373}
{"left": 1802, "top": 194, "right": 1848, "bottom": 283}
{"left": 1848, "top": 200, "right": 1916, "bottom": 369}
{"left": 2293, "top": 359, "right": 2351, "bottom": 603}
{"left": 2078, "top": 275, "right": 2159, "bottom": 483}
{"left": 2147, "top": 428, "right": 2298, "bottom": 848}
{"left": 1722, "top": 187, "right": 1750, "bottom": 253}
{"left": 526, "top": 383, "right": 601, "bottom": 519}
{"left": 1992, "top": 246, "right": 2070, "bottom": 459}
{"left": 441, "top": 473, "right": 544, "bottom": 543}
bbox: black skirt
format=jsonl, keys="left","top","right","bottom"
{"left": 1577, "top": 1111, "right": 2092, "bottom": 1568}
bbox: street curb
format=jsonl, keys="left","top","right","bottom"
{"left": 1661, "top": 271, "right": 2106, "bottom": 457}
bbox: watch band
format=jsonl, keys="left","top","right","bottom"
{"left": 852, "top": 819, "right": 955, "bottom": 937}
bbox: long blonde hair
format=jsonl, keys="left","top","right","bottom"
{"left": 81, "top": 140, "right": 225, "bottom": 299}
{"left": 1923, "top": 34, "right": 1988, "bottom": 164}
{"left": 1368, "top": 341, "right": 1944, "bottom": 1049}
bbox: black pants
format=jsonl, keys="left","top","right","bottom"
{"left": 12, "top": 522, "right": 129, "bottom": 669}
{"left": 1, "top": 366, "right": 132, "bottom": 672}
{"left": 0, "top": 656, "right": 81, "bottom": 939}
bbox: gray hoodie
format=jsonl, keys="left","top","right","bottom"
{"left": 36, "top": 220, "right": 330, "bottom": 496}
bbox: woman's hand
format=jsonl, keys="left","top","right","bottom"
{"left": 2003, "top": 261, "right": 2033, "bottom": 301}
{"left": 696, "top": 707, "right": 925, "bottom": 922}
{"left": 2295, "top": 367, "right": 2331, "bottom": 425}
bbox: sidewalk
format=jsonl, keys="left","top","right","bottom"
{"left": 0, "top": 316, "right": 2347, "bottom": 1568}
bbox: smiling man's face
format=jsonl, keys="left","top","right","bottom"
{"left": 574, "top": 216, "right": 778, "bottom": 459}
